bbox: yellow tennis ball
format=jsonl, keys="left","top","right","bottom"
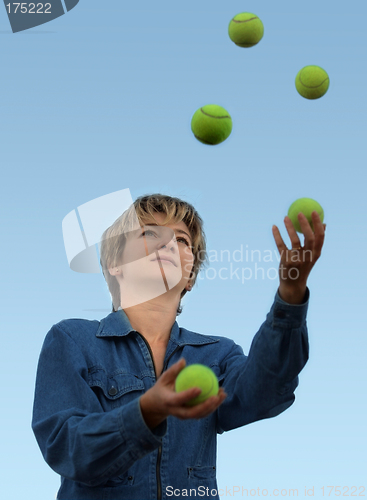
{"left": 175, "top": 364, "right": 219, "bottom": 407}
{"left": 288, "top": 198, "right": 324, "bottom": 233}
{"left": 191, "top": 104, "right": 232, "bottom": 145}
{"left": 228, "top": 12, "right": 264, "bottom": 48}
{"left": 295, "top": 66, "right": 330, "bottom": 100}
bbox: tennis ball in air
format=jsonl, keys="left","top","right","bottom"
{"left": 228, "top": 12, "right": 264, "bottom": 48}
{"left": 175, "top": 364, "right": 219, "bottom": 407}
{"left": 295, "top": 66, "right": 330, "bottom": 99}
{"left": 288, "top": 198, "right": 324, "bottom": 233}
{"left": 191, "top": 105, "right": 232, "bottom": 145}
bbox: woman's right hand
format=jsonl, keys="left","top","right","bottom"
{"left": 139, "top": 358, "right": 227, "bottom": 429}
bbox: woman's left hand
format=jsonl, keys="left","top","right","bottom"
{"left": 272, "top": 211, "right": 326, "bottom": 304}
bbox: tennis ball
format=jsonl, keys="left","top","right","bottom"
{"left": 295, "top": 66, "right": 330, "bottom": 100}
{"left": 191, "top": 105, "right": 232, "bottom": 145}
{"left": 228, "top": 12, "right": 264, "bottom": 48}
{"left": 175, "top": 364, "right": 219, "bottom": 407}
{"left": 288, "top": 198, "right": 324, "bottom": 233}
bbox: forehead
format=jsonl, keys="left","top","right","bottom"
{"left": 141, "top": 212, "right": 191, "bottom": 233}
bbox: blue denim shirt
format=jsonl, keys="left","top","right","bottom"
{"left": 32, "top": 288, "right": 310, "bottom": 500}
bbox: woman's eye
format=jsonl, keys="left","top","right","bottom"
{"left": 176, "top": 237, "right": 190, "bottom": 246}
{"left": 141, "top": 230, "right": 157, "bottom": 237}
{"left": 141, "top": 230, "right": 190, "bottom": 246}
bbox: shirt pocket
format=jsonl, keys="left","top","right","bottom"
{"left": 88, "top": 366, "right": 145, "bottom": 411}
{"left": 187, "top": 465, "right": 218, "bottom": 495}
{"left": 188, "top": 465, "right": 216, "bottom": 480}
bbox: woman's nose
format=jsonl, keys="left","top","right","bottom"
{"left": 160, "top": 241, "right": 175, "bottom": 251}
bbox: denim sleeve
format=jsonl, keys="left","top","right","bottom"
{"left": 216, "top": 287, "right": 310, "bottom": 434}
{"left": 31, "top": 325, "right": 167, "bottom": 487}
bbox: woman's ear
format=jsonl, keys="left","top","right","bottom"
{"left": 108, "top": 267, "right": 121, "bottom": 277}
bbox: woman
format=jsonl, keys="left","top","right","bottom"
{"left": 32, "top": 193, "right": 326, "bottom": 500}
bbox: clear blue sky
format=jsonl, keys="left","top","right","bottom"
{"left": 1, "top": 0, "right": 366, "bottom": 498}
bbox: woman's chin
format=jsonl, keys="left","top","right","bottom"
{"left": 120, "top": 281, "right": 167, "bottom": 308}
{"left": 142, "top": 265, "right": 183, "bottom": 288}
{"left": 120, "top": 274, "right": 187, "bottom": 307}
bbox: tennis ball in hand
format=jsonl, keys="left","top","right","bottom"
{"left": 191, "top": 105, "right": 232, "bottom": 145}
{"left": 288, "top": 198, "right": 324, "bottom": 233}
{"left": 175, "top": 364, "right": 219, "bottom": 407}
{"left": 228, "top": 12, "right": 264, "bottom": 48}
{"left": 295, "top": 66, "right": 330, "bottom": 99}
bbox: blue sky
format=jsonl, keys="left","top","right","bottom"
{"left": 1, "top": 0, "right": 366, "bottom": 498}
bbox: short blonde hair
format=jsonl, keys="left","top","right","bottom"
{"left": 99, "top": 193, "right": 208, "bottom": 315}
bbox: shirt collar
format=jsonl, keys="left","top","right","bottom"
{"left": 95, "top": 307, "right": 218, "bottom": 347}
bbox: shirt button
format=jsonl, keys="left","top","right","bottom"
{"left": 109, "top": 386, "right": 118, "bottom": 396}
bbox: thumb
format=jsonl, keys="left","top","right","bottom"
{"left": 164, "top": 358, "right": 186, "bottom": 381}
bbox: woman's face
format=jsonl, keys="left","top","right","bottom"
{"left": 115, "top": 212, "right": 194, "bottom": 307}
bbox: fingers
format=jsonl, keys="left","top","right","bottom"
{"left": 279, "top": 213, "right": 325, "bottom": 250}
{"left": 172, "top": 388, "right": 228, "bottom": 421}
{"left": 312, "top": 212, "right": 326, "bottom": 255}
{"left": 292, "top": 212, "right": 325, "bottom": 259}
{"left": 183, "top": 389, "right": 227, "bottom": 420}
{"left": 272, "top": 224, "right": 287, "bottom": 254}
{"left": 296, "top": 213, "right": 314, "bottom": 251}
{"left": 160, "top": 358, "right": 186, "bottom": 383}
{"left": 284, "top": 216, "right": 303, "bottom": 249}
{"left": 173, "top": 386, "right": 203, "bottom": 407}
{"left": 160, "top": 360, "right": 228, "bottom": 420}
{"left": 298, "top": 211, "right": 325, "bottom": 254}
{"left": 273, "top": 218, "right": 303, "bottom": 259}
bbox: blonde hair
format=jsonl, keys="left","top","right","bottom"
{"left": 99, "top": 193, "right": 208, "bottom": 315}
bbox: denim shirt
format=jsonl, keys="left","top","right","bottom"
{"left": 32, "top": 288, "right": 310, "bottom": 500}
